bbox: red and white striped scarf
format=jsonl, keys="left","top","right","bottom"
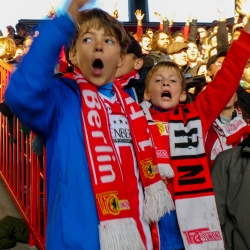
{"left": 116, "top": 70, "right": 140, "bottom": 87}
{"left": 70, "top": 69, "right": 173, "bottom": 250}
{"left": 141, "top": 101, "right": 224, "bottom": 250}
{"left": 209, "top": 110, "right": 250, "bottom": 165}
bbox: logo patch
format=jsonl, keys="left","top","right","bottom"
{"left": 140, "top": 158, "right": 159, "bottom": 178}
{"left": 96, "top": 191, "right": 130, "bottom": 216}
{"left": 183, "top": 227, "right": 222, "bottom": 245}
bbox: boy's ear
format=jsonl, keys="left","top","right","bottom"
{"left": 144, "top": 90, "right": 151, "bottom": 101}
{"left": 134, "top": 58, "right": 144, "bottom": 71}
{"left": 117, "top": 53, "right": 126, "bottom": 68}
{"left": 179, "top": 90, "right": 187, "bottom": 102}
{"left": 69, "top": 49, "right": 78, "bottom": 66}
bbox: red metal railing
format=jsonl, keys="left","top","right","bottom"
{"left": 0, "top": 60, "right": 47, "bottom": 249}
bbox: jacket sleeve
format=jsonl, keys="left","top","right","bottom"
{"left": 4, "top": 15, "right": 75, "bottom": 139}
{"left": 191, "top": 30, "right": 250, "bottom": 131}
{"left": 137, "top": 24, "right": 143, "bottom": 43}
{"left": 210, "top": 151, "right": 229, "bottom": 240}
{"left": 163, "top": 20, "right": 170, "bottom": 33}
{"left": 217, "top": 21, "right": 229, "bottom": 53}
{"left": 183, "top": 25, "right": 189, "bottom": 41}
{"left": 187, "top": 19, "right": 197, "bottom": 42}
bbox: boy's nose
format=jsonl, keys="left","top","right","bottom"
{"left": 95, "top": 42, "right": 103, "bottom": 52}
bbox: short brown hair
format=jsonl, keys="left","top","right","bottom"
{"left": 151, "top": 30, "right": 172, "bottom": 52}
{"left": 140, "top": 33, "right": 150, "bottom": 43}
{"left": 0, "top": 37, "right": 16, "bottom": 60}
{"left": 145, "top": 61, "right": 186, "bottom": 91}
{"left": 72, "top": 8, "right": 130, "bottom": 54}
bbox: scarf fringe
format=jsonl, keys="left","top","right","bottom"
{"left": 158, "top": 163, "right": 175, "bottom": 178}
{"left": 143, "top": 180, "right": 175, "bottom": 223}
{"left": 99, "top": 218, "right": 145, "bottom": 250}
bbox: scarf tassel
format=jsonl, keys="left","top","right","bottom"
{"left": 99, "top": 218, "right": 145, "bottom": 250}
{"left": 158, "top": 163, "right": 175, "bottom": 178}
{"left": 143, "top": 180, "right": 175, "bottom": 223}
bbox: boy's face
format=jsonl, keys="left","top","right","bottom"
{"left": 70, "top": 27, "right": 124, "bottom": 87}
{"left": 144, "top": 67, "right": 186, "bottom": 110}
{"left": 115, "top": 53, "right": 143, "bottom": 78}
{"left": 141, "top": 37, "right": 151, "bottom": 51}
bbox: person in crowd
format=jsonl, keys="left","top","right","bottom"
{"left": 6, "top": 26, "right": 16, "bottom": 39}
{"left": 187, "top": 41, "right": 202, "bottom": 68}
{"left": 172, "top": 31, "right": 185, "bottom": 43}
{"left": 166, "top": 42, "right": 192, "bottom": 76}
{"left": 211, "top": 86, "right": 250, "bottom": 250}
{"left": 205, "top": 52, "right": 250, "bottom": 169}
{"left": 139, "top": 33, "right": 151, "bottom": 55}
{"left": 5, "top": 0, "right": 173, "bottom": 249}
{"left": 197, "top": 27, "right": 207, "bottom": 39}
{"left": 148, "top": 30, "right": 172, "bottom": 64}
{"left": 14, "top": 23, "right": 26, "bottom": 45}
{"left": 0, "top": 37, "right": 16, "bottom": 62}
{"left": 145, "top": 27, "right": 154, "bottom": 39}
{"left": 116, "top": 36, "right": 152, "bottom": 103}
{"left": 140, "top": 2, "right": 250, "bottom": 248}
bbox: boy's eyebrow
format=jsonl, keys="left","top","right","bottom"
{"left": 81, "top": 31, "right": 96, "bottom": 37}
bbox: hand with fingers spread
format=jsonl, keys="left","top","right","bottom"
{"left": 134, "top": 9, "right": 145, "bottom": 26}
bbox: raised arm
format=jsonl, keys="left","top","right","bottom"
{"left": 135, "top": 9, "right": 144, "bottom": 43}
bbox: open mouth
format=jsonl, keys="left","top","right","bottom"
{"left": 161, "top": 91, "right": 171, "bottom": 99}
{"left": 92, "top": 59, "right": 104, "bottom": 75}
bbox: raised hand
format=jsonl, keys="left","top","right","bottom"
{"left": 47, "top": 3, "right": 57, "bottom": 20}
{"left": 236, "top": 0, "right": 250, "bottom": 18}
{"left": 67, "top": 0, "right": 89, "bottom": 20}
{"left": 111, "top": 3, "right": 119, "bottom": 20}
{"left": 134, "top": 9, "right": 145, "bottom": 26}
{"left": 154, "top": 12, "right": 167, "bottom": 24}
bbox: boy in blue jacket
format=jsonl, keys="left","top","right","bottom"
{"left": 5, "top": 0, "right": 173, "bottom": 249}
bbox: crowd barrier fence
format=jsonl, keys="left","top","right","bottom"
{"left": 0, "top": 60, "right": 47, "bottom": 250}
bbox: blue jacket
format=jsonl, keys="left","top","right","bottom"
{"left": 5, "top": 15, "right": 100, "bottom": 249}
